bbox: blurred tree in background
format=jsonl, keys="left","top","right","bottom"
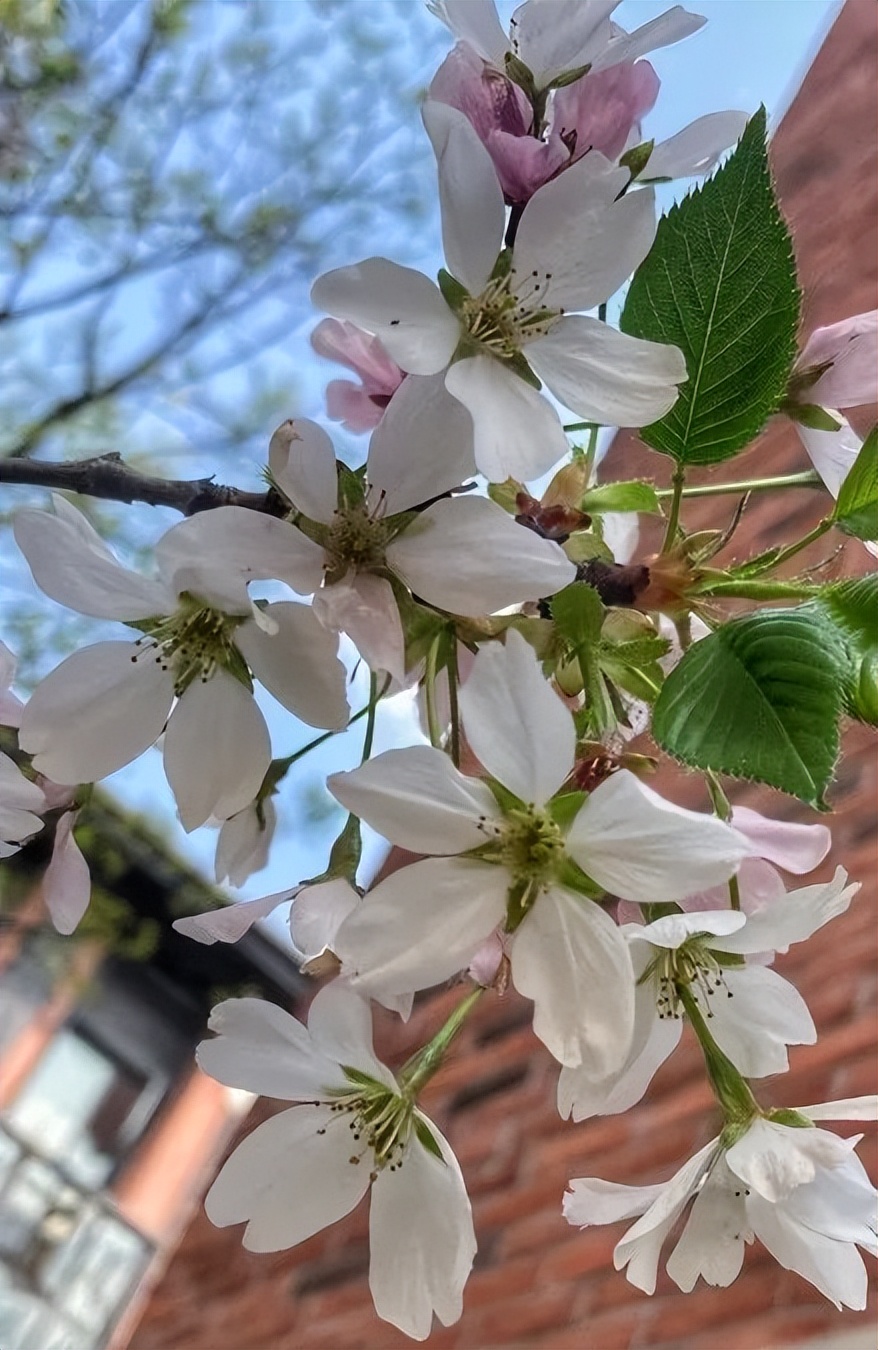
{"left": 0, "top": 0, "right": 443, "bottom": 676}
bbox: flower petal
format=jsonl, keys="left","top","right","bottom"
{"left": 423, "top": 100, "right": 505, "bottom": 295}
{"left": 567, "top": 770, "right": 751, "bottom": 902}
{"left": 156, "top": 506, "right": 326, "bottom": 603}
{"left": 647, "top": 111, "right": 748, "bottom": 180}
{"left": 329, "top": 746, "right": 500, "bottom": 854}
{"left": 612, "top": 1140, "right": 719, "bottom": 1294}
{"left": 719, "top": 868, "right": 858, "bottom": 956}
{"left": 726, "top": 1119, "right": 856, "bottom": 1204}
{"left": 459, "top": 628, "right": 574, "bottom": 804}
{"left": 268, "top": 418, "right": 338, "bottom": 523}
{"left": 14, "top": 506, "right": 172, "bottom": 621}
{"left": 313, "top": 573, "right": 407, "bottom": 685}
{"left": 444, "top": 354, "right": 570, "bottom": 481}
{"left": 236, "top": 601, "right": 349, "bottom": 730}
{"left": 558, "top": 997, "right": 681, "bottom": 1121}
{"left": 42, "top": 812, "right": 91, "bottom": 936}
{"left": 799, "top": 310, "right": 878, "bottom": 409}
{"left": 174, "top": 889, "right": 291, "bottom": 945}
{"left": 797, "top": 1097, "right": 878, "bottom": 1123}
{"left": 196, "top": 997, "right": 340, "bottom": 1100}
{"left": 514, "top": 154, "right": 654, "bottom": 313}
{"left": 591, "top": 7, "right": 707, "bottom": 73}
{"left": 333, "top": 857, "right": 508, "bottom": 1002}
{"left": 730, "top": 805, "right": 831, "bottom": 874}
{"left": 665, "top": 1160, "right": 749, "bottom": 1292}
{"left": 214, "top": 797, "right": 277, "bottom": 887}
{"left": 795, "top": 417, "right": 864, "bottom": 500}
{"left": 709, "top": 965, "right": 816, "bottom": 1078}
{"left": 164, "top": 673, "right": 271, "bottom": 831}
{"left": 512, "top": 0, "right": 617, "bottom": 87}
{"left": 290, "top": 878, "right": 361, "bottom": 961}
{"left": 428, "top": 0, "right": 510, "bottom": 66}
{"left": 370, "top": 1120, "right": 476, "bottom": 1339}
{"left": 311, "top": 259, "right": 459, "bottom": 375}
{"left": 564, "top": 1176, "right": 666, "bottom": 1229}
{"left": 307, "top": 982, "right": 393, "bottom": 1086}
{"left": 205, "top": 1105, "right": 369, "bottom": 1252}
{"left": 510, "top": 886, "right": 634, "bottom": 1070}
{"left": 527, "top": 316, "right": 687, "bottom": 427}
{"left": 633, "top": 908, "right": 746, "bottom": 950}
{"left": 19, "top": 642, "right": 173, "bottom": 785}
{"left": 366, "top": 373, "right": 476, "bottom": 515}
{"left": 746, "top": 1194, "right": 868, "bottom": 1311}
{"left": 387, "top": 496, "right": 575, "bottom": 617}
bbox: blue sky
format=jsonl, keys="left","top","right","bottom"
{"left": 2, "top": 0, "right": 840, "bottom": 941}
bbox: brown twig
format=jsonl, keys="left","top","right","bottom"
{"left": 0, "top": 451, "right": 282, "bottom": 517}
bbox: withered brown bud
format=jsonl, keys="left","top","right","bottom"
{"left": 575, "top": 558, "right": 651, "bottom": 606}
{"left": 515, "top": 491, "right": 591, "bottom": 543}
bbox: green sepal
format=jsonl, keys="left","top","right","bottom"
{"left": 337, "top": 462, "right": 367, "bottom": 509}
{"left": 548, "top": 62, "right": 591, "bottom": 90}
{"left": 414, "top": 1115, "right": 446, "bottom": 1162}
{"left": 437, "top": 267, "right": 469, "bottom": 312}
{"left": 620, "top": 139, "right": 654, "bottom": 180}
{"left": 548, "top": 790, "right": 587, "bottom": 833}
{"left": 782, "top": 400, "right": 842, "bottom": 432}
{"left": 488, "top": 477, "right": 525, "bottom": 514}
{"left": 578, "top": 480, "right": 662, "bottom": 515}
{"left": 504, "top": 51, "right": 535, "bottom": 95}
{"left": 832, "top": 426, "right": 878, "bottom": 540}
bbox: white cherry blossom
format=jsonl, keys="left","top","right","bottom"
{"left": 329, "top": 631, "right": 751, "bottom": 1071}
{"left": 559, "top": 868, "right": 859, "bottom": 1121}
{"left": 565, "top": 1097, "right": 878, "bottom": 1308}
{"left": 312, "top": 105, "right": 686, "bottom": 483}
{"left": 268, "top": 395, "right": 575, "bottom": 681}
{"left": 15, "top": 498, "right": 348, "bottom": 830}
{"left": 198, "top": 984, "right": 476, "bottom": 1341}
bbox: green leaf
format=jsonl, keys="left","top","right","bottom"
{"left": 551, "top": 584, "right": 615, "bottom": 734}
{"left": 621, "top": 107, "right": 800, "bottom": 465}
{"left": 832, "top": 427, "right": 878, "bottom": 540}
{"left": 578, "top": 481, "right": 662, "bottom": 515}
{"left": 809, "top": 574, "right": 878, "bottom": 724}
{"left": 652, "top": 609, "right": 845, "bottom": 807}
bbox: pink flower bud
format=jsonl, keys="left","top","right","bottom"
{"left": 311, "top": 318, "right": 404, "bottom": 433}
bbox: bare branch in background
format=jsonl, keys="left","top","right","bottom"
{"left": 0, "top": 451, "right": 277, "bottom": 515}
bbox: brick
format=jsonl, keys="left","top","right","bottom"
{"left": 469, "top": 1284, "right": 576, "bottom": 1345}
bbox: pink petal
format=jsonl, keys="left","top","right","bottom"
{"left": 43, "top": 812, "right": 91, "bottom": 935}
{"left": 553, "top": 62, "right": 660, "bottom": 163}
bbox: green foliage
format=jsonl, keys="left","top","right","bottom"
{"left": 832, "top": 427, "right": 878, "bottom": 541}
{"left": 653, "top": 608, "right": 846, "bottom": 808}
{"left": 552, "top": 586, "right": 669, "bottom": 734}
{"left": 621, "top": 107, "right": 800, "bottom": 465}
{"left": 809, "top": 575, "right": 878, "bottom": 725}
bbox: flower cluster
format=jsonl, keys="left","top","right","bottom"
{"left": 2, "top": 0, "right": 875, "bottom": 1341}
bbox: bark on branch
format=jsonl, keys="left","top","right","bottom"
{"left": 0, "top": 452, "right": 283, "bottom": 517}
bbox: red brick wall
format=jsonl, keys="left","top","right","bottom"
{"left": 130, "top": 4, "right": 877, "bottom": 1347}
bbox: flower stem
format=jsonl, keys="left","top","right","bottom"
{"left": 266, "top": 700, "right": 375, "bottom": 784}
{"left": 362, "top": 671, "right": 379, "bottom": 763}
{"left": 764, "top": 515, "right": 834, "bottom": 570}
{"left": 677, "top": 982, "right": 758, "bottom": 1124}
{"left": 655, "top": 470, "right": 822, "bottom": 499}
{"left": 447, "top": 640, "right": 461, "bottom": 769}
{"left": 424, "top": 635, "right": 443, "bottom": 749}
{"left": 400, "top": 986, "right": 484, "bottom": 1098}
{"left": 661, "top": 465, "right": 686, "bottom": 552}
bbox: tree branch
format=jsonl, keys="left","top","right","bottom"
{"left": 0, "top": 452, "right": 281, "bottom": 517}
